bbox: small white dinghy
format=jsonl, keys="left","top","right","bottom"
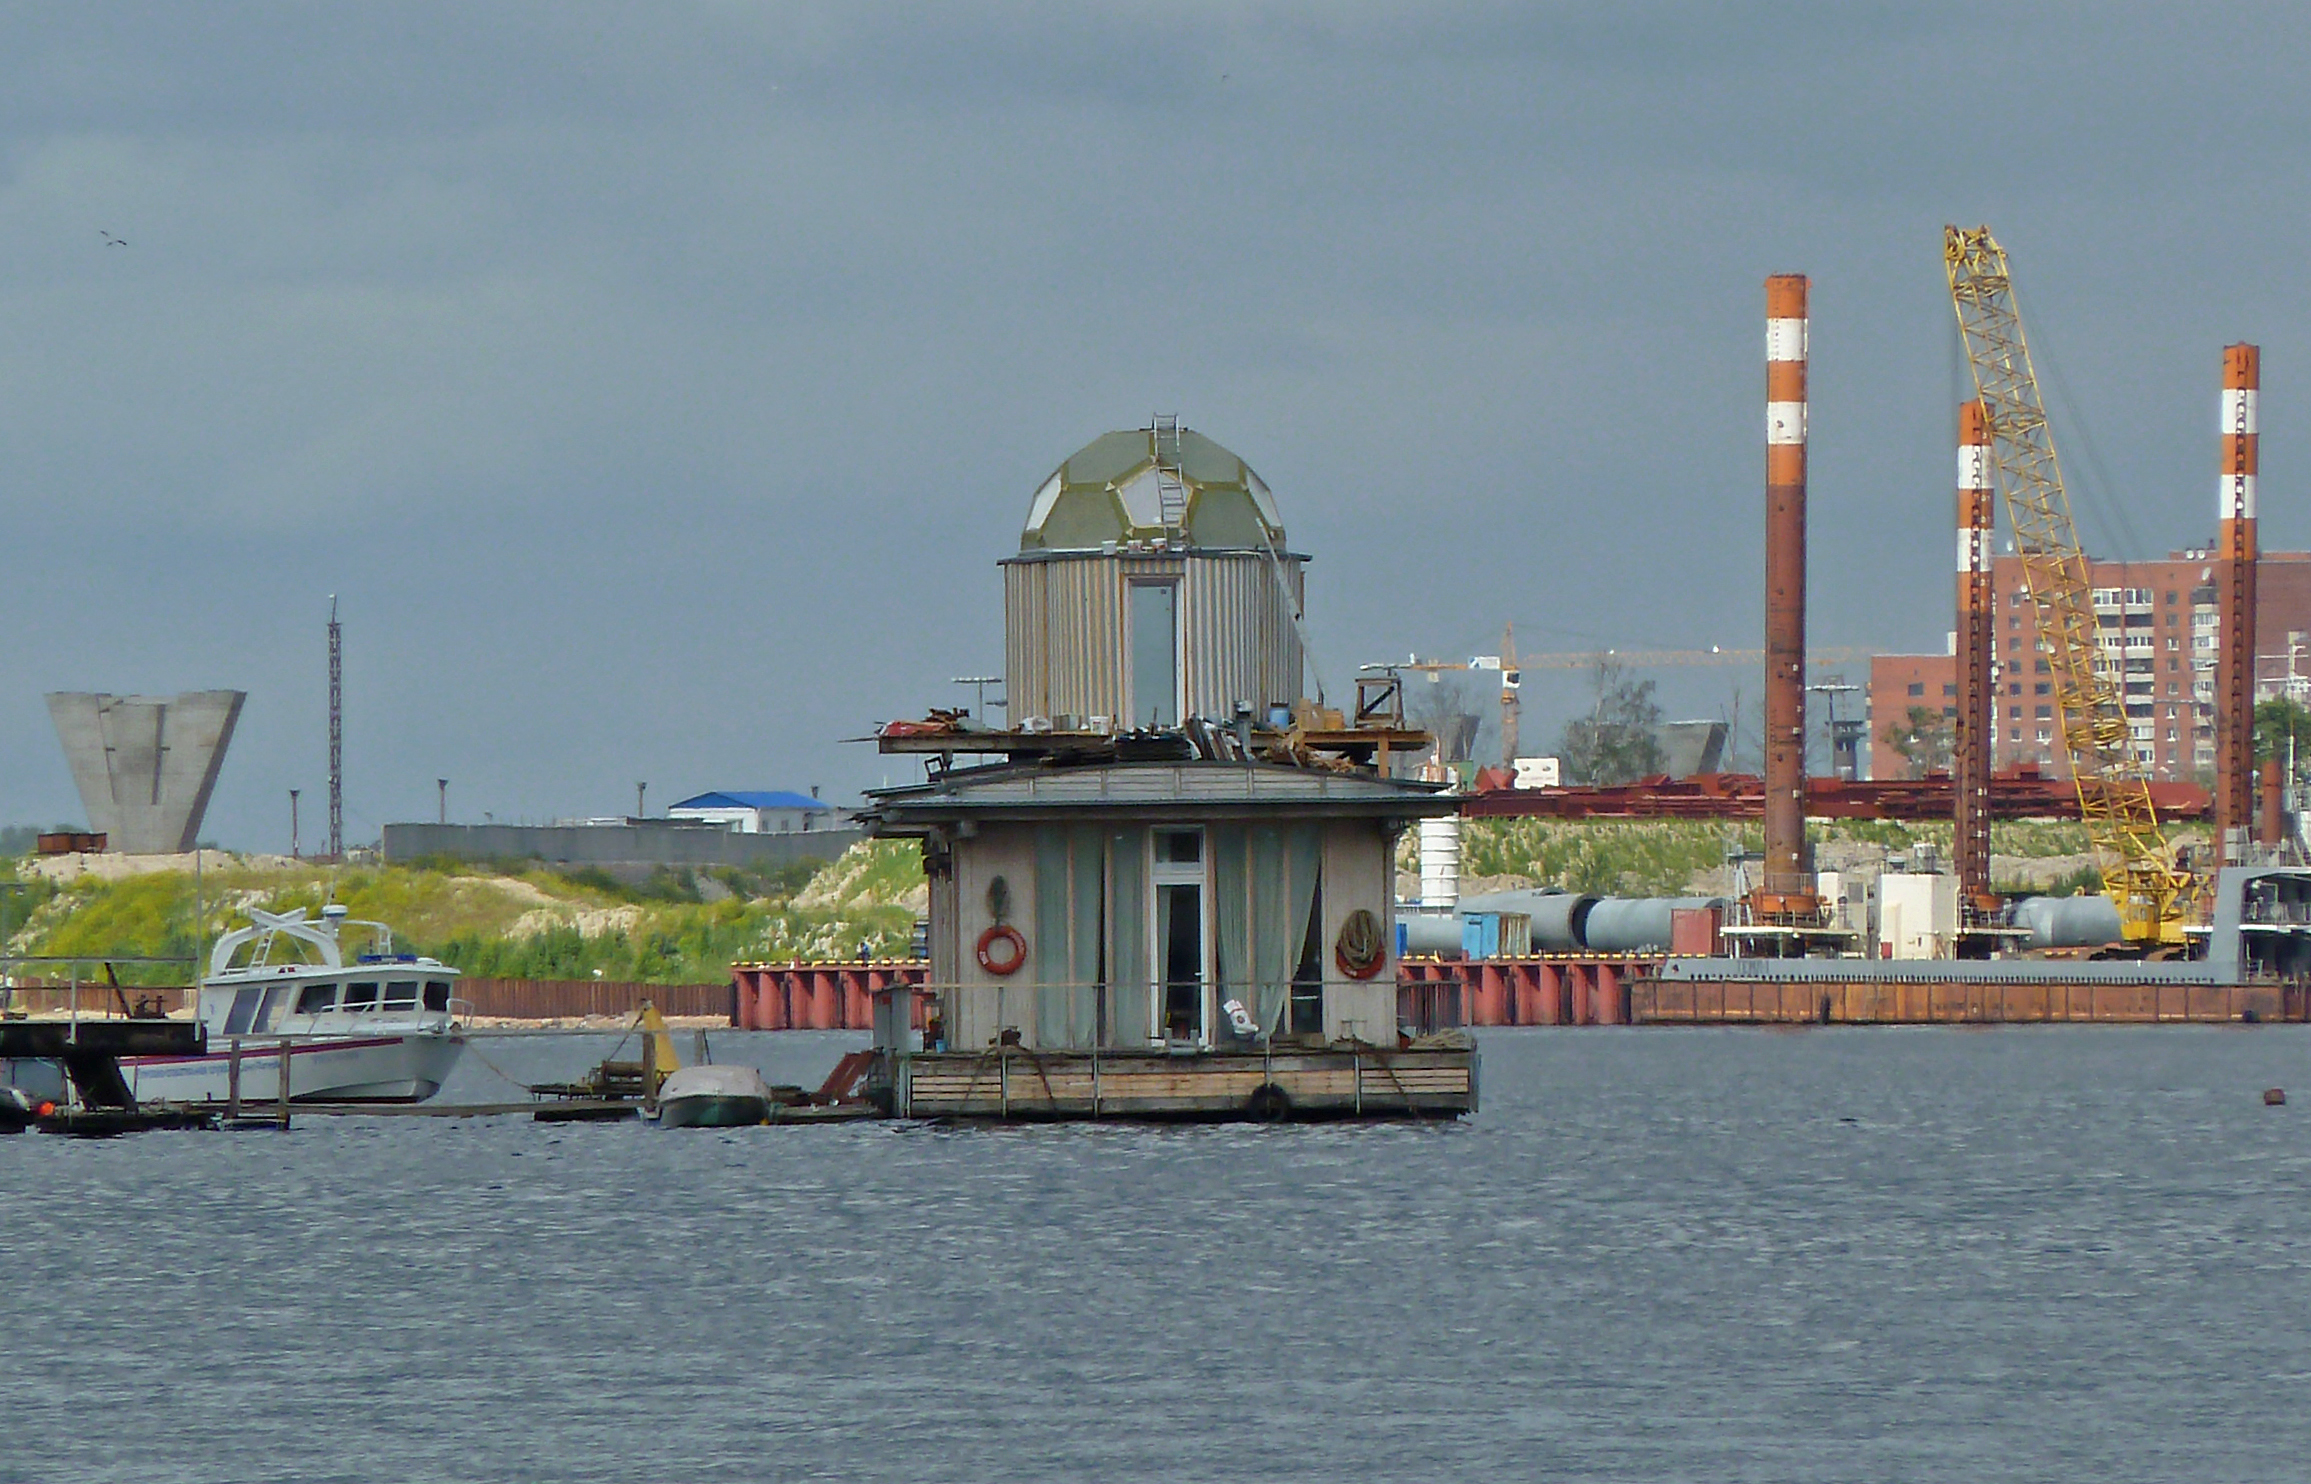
{"left": 655, "top": 1063, "right": 774, "bottom": 1128}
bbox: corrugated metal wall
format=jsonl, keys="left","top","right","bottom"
{"left": 1004, "top": 552, "right": 1303, "bottom": 723}
{"left": 1181, "top": 553, "right": 1303, "bottom": 721}
{"left": 458, "top": 979, "right": 731, "bottom": 1019}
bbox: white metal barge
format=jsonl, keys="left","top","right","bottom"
{"left": 123, "top": 905, "right": 465, "bottom": 1105}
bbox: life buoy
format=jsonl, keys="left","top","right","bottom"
{"left": 976, "top": 923, "right": 1027, "bottom": 976}
{"left": 1334, "top": 908, "right": 1386, "bottom": 980}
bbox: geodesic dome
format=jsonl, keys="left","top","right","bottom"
{"left": 1020, "top": 425, "right": 1286, "bottom": 552}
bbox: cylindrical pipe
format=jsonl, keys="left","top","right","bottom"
{"left": 1459, "top": 889, "right": 1594, "bottom": 951}
{"left": 1762, "top": 274, "right": 1813, "bottom": 906}
{"left": 1955, "top": 399, "right": 1995, "bottom": 902}
{"left": 2012, "top": 894, "right": 2123, "bottom": 950}
{"left": 1581, "top": 897, "right": 1731, "bottom": 954}
{"left": 2218, "top": 343, "right": 2261, "bottom": 865}
{"left": 1398, "top": 912, "right": 1464, "bottom": 957}
{"left": 2261, "top": 753, "right": 2283, "bottom": 848}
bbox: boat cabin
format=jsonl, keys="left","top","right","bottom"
{"left": 863, "top": 759, "right": 1452, "bottom": 1054}
{"left": 199, "top": 905, "right": 460, "bottom": 1037}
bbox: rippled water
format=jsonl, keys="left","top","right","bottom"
{"left": 8, "top": 1026, "right": 2311, "bottom": 1482}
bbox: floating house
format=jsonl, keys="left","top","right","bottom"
{"left": 862, "top": 421, "right": 1472, "bottom": 1120}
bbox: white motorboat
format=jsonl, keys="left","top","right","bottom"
{"left": 655, "top": 1063, "right": 775, "bottom": 1128}
{"left": 122, "top": 905, "right": 466, "bottom": 1106}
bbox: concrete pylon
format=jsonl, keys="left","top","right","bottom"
{"left": 46, "top": 691, "right": 245, "bottom": 854}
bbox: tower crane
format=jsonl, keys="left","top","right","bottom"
{"left": 1944, "top": 225, "right": 2193, "bottom": 946}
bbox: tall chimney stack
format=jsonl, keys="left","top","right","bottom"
{"left": 2218, "top": 343, "right": 2260, "bottom": 864}
{"left": 1955, "top": 399, "right": 1995, "bottom": 905}
{"left": 1762, "top": 274, "right": 1813, "bottom": 908}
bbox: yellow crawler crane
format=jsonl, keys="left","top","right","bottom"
{"left": 1944, "top": 225, "right": 2192, "bottom": 947}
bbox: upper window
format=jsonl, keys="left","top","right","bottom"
{"left": 1907, "top": 682, "right": 1925, "bottom": 697}
{"left": 424, "top": 981, "right": 452, "bottom": 1012}
{"left": 296, "top": 983, "right": 338, "bottom": 1014}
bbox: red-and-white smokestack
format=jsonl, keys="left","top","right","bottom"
{"left": 2218, "top": 343, "right": 2260, "bottom": 863}
{"left": 1763, "top": 275, "right": 1812, "bottom": 904}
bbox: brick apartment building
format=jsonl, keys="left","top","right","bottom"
{"left": 1866, "top": 550, "right": 2311, "bottom": 781}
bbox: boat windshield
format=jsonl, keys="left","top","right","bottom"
{"left": 296, "top": 983, "right": 338, "bottom": 1014}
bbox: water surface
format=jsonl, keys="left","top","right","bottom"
{"left": 7, "top": 1026, "right": 2309, "bottom": 1482}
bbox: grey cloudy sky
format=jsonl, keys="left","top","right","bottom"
{"left": 3, "top": 3, "right": 2305, "bottom": 847}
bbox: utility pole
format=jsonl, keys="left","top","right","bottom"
{"left": 289, "top": 789, "right": 301, "bottom": 859}
{"left": 327, "top": 597, "right": 343, "bottom": 860}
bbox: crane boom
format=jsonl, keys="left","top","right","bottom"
{"left": 1943, "top": 225, "right": 2190, "bottom": 945}
{"left": 1393, "top": 645, "right": 1863, "bottom": 673}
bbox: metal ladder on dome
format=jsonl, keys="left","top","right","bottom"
{"left": 1152, "top": 414, "right": 1187, "bottom": 539}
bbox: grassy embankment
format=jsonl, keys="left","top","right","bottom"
{"left": 1441, "top": 817, "right": 2111, "bottom": 898}
{"left": 2, "top": 818, "right": 2145, "bottom": 986}
{"left": 4, "top": 841, "right": 929, "bottom": 986}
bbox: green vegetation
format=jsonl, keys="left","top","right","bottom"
{"left": 1449, "top": 816, "right": 2107, "bottom": 898}
{"left": 1556, "top": 662, "right": 1666, "bottom": 786}
{"left": 3, "top": 840, "right": 928, "bottom": 986}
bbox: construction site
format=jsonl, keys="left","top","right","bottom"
{"left": 727, "top": 225, "right": 2311, "bottom": 1051}
{"left": 1383, "top": 226, "right": 2311, "bottom": 1025}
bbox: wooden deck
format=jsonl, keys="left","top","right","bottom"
{"left": 893, "top": 1045, "right": 1476, "bottom": 1121}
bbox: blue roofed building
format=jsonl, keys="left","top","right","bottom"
{"left": 667, "top": 790, "right": 834, "bottom": 835}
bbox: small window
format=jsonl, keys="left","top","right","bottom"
{"left": 2008, "top": 706, "right": 2021, "bottom": 719}
{"left": 255, "top": 986, "right": 292, "bottom": 1031}
{"left": 1156, "top": 830, "right": 1201, "bottom": 865}
{"left": 383, "top": 981, "right": 420, "bottom": 1010}
{"left": 2035, "top": 660, "right": 2050, "bottom": 674}
{"left": 424, "top": 981, "right": 451, "bottom": 1011}
{"left": 296, "top": 983, "right": 338, "bottom": 1014}
{"left": 343, "top": 982, "right": 379, "bottom": 1011}
{"left": 2166, "top": 591, "right": 2178, "bottom": 604}
{"left": 2035, "top": 706, "right": 2052, "bottom": 720}
{"left": 1907, "top": 682, "right": 1924, "bottom": 697}
{"left": 2034, "top": 683, "right": 2051, "bottom": 695}
{"left": 222, "top": 989, "right": 262, "bottom": 1036}
{"left": 2008, "top": 683, "right": 2021, "bottom": 696}
{"left": 1941, "top": 706, "right": 1956, "bottom": 719}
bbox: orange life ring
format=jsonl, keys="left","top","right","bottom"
{"left": 976, "top": 923, "right": 1027, "bottom": 976}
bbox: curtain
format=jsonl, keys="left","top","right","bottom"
{"left": 1108, "top": 828, "right": 1147, "bottom": 1046}
{"left": 1212, "top": 826, "right": 1250, "bottom": 1038}
{"left": 1284, "top": 826, "right": 1323, "bottom": 1034}
{"left": 1247, "top": 824, "right": 1324, "bottom": 1035}
{"left": 1250, "top": 826, "right": 1289, "bottom": 1034}
{"left": 1069, "top": 826, "right": 1104, "bottom": 1047}
{"left": 1033, "top": 827, "right": 1072, "bottom": 1046}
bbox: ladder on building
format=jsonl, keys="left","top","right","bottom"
{"left": 1152, "top": 414, "right": 1187, "bottom": 536}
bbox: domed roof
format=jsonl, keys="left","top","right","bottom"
{"left": 1020, "top": 425, "right": 1286, "bottom": 552}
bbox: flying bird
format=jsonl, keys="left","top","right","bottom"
{"left": 99, "top": 230, "right": 128, "bottom": 247}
